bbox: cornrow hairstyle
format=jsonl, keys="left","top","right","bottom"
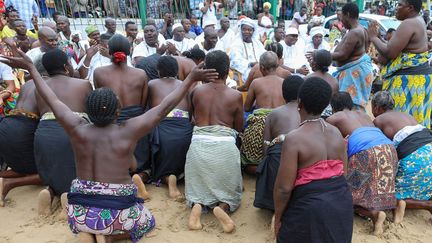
{"left": 86, "top": 88, "right": 119, "bottom": 127}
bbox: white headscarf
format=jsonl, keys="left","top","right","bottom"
{"left": 237, "top": 17, "right": 258, "bottom": 39}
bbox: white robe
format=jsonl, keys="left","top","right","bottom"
{"left": 229, "top": 38, "right": 265, "bottom": 79}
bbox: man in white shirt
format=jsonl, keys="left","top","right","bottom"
{"left": 166, "top": 24, "right": 197, "bottom": 56}
{"left": 217, "top": 17, "right": 235, "bottom": 53}
{"left": 280, "top": 27, "right": 309, "bottom": 76}
{"left": 199, "top": 0, "right": 220, "bottom": 27}
{"left": 132, "top": 24, "right": 167, "bottom": 63}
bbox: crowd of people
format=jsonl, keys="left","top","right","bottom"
{"left": 0, "top": 0, "right": 431, "bottom": 242}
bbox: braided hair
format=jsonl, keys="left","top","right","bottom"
{"left": 86, "top": 88, "right": 119, "bottom": 127}
{"left": 265, "top": 42, "right": 283, "bottom": 59}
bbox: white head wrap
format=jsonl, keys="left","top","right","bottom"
{"left": 237, "top": 17, "right": 258, "bottom": 39}
{"left": 172, "top": 23, "right": 183, "bottom": 31}
{"left": 309, "top": 26, "right": 325, "bottom": 38}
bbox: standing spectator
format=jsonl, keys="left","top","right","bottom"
{"left": 5, "top": 0, "right": 39, "bottom": 30}
{"left": 71, "top": 0, "right": 88, "bottom": 18}
{"left": 227, "top": 0, "right": 238, "bottom": 19}
{"left": 292, "top": 6, "right": 308, "bottom": 25}
{"left": 125, "top": 21, "right": 140, "bottom": 50}
{"left": 199, "top": 0, "right": 221, "bottom": 27}
{"left": 158, "top": 12, "right": 174, "bottom": 40}
{"left": 241, "top": 0, "right": 254, "bottom": 18}
{"left": 190, "top": 14, "right": 203, "bottom": 36}
{"left": 39, "top": 0, "right": 56, "bottom": 17}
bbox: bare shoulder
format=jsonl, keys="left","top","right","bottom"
{"left": 326, "top": 111, "right": 343, "bottom": 125}
{"left": 325, "top": 121, "right": 344, "bottom": 138}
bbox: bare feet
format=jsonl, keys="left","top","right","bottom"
{"left": 132, "top": 174, "right": 150, "bottom": 200}
{"left": 373, "top": 211, "right": 386, "bottom": 236}
{"left": 79, "top": 233, "right": 95, "bottom": 243}
{"left": 188, "top": 204, "right": 203, "bottom": 230}
{"left": 394, "top": 200, "right": 406, "bottom": 224}
{"left": 57, "top": 193, "right": 68, "bottom": 220}
{"left": 0, "top": 178, "right": 5, "bottom": 207}
{"left": 270, "top": 214, "right": 275, "bottom": 239}
{"left": 37, "top": 188, "right": 52, "bottom": 216}
{"left": 213, "top": 206, "right": 235, "bottom": 233}
{"left": 168, "top": 175, "right": 182, "bottom": 199}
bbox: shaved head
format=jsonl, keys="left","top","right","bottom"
{"left": 105, "top": 18, "right": 115, "bottom": 25}
{"left": 42, "top": 20, "right": 57, "bottom": 32}
{"left": 259, "top": 51, "right": 278, "bottom": 71}
{"left": 39, "top": 27, "right": 57, "bottom": 39}
{"left": 38, "top": 27, "right": 59, "bottom": 50}
{"left": 146, "top": 18, "right": 156, "bottom": 27}
{"left": 56, "top": 15, "right": 70, "bottom": 24}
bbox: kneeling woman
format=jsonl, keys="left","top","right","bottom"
{"left": 274, "top": 77, "right": 353, "bottom": 242}
{"left": 2, "top": 49, "right": 218, "bottom": 242}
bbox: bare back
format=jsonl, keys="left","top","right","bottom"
{"left": 36, "top": 76, "right": 92, "bottom": 115}
{"left": 327, "top": 110, "right": 374, "bottom": 138}
{"left": 373, "top": 111, "right": 419, "bottom": 140}
{"left": 16, "top": 80, "right": 39, "bottom": 114}
{"left": 72, "top": 124, "right": 138, "bottom": 184}
{"left": 287, "top": 120, "right": 347, "bottom": 169}
{"left": 245, "top": 64, "right": 290, "bottom": 90}
{"left": 245, "top": 75, "right": 285, "bottom": 110}
{"left": 191, "top": 82, "right": 243, "bottom": 132}
{"left": 148, "top": 78, "right": 189, "bottom": 111}
{"left": 94, "top": 64, "right": 148, "bottom": 107}
{"left": 307, "top": 71, "right": 339, "bottom": 95}
{"left": 265, "top": 103, "right": 300, "bottom": 140}
{"left": 174, "top": 56, "right": 196, "bottom": 81}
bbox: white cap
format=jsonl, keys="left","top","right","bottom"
{"left": 203, "top": 19, "right": 217, "bottom": 28}
{"left": 172, "top": 23, "right": 183, "bottom": 31}
{"left": 286, "top": 27, "right": 299, "bottom": 35}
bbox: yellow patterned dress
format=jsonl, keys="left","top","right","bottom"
{"left": 381, "top": 52, "right": 432, "bottom": 129}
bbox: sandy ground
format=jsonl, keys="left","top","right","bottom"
{"left": 0, "top": 174, "right": 431, "bottom": 243}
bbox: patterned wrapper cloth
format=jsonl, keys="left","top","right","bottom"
{"left": 333, "top": 54, "right": 374, "bottom": 111}
{"left": 347, "top": 130, "right": 399, "bottom": 211}
{"left": 67, "top": 179, "right": 155, "bottom": 243}
{"left": 241, "top": 108, "right": 273, "bottom": 166}
{"left": 381, "top": 52, "right": 432, "bottom": 129}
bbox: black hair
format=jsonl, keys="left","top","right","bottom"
{"left": 108, "top": 34, "right": 131, "bottom": 56}
{"left": 5, "top": 6, "right": 18, "bottom": 17}
{"left": 101, "top": 33, "right": 114, "bottom": 41}
{"left": 205, "top": 50, "right": 229, "bottom": 79}
{"left": 265, "top": 42, "right": 283, "bottom": 59}
{"left": 313, "top": 49, "right": 332, "bottom": 73}
{"left": 11, "top": 18, "right": 25, "bottom": 27}
{"left": 387, "top": 28, "right": 396, "bottom": 34}
{"left": 125, "top": 21, "right": 136, "bottom": 29}
{"left": 406, "top": 0, "right": 422, "bottom": 12}
{"left": 86, "top": 88, "right": 119, "bottom": 127}
{"left": 342, "top": 3, "right": 359, "bottom": 19}
{"left": 136, "top": 54, "right": 161, "bottom": 80}
{"left": 331, "top": 91, "right": 354, "bottom": 112}
{"left": 282, "top": 76, "right": 304, "bottom": 102}
{"left": 183, "top": 48, "right": 205, "bottom": 62}
{"left": 372, "top": 91, "right": 395, "bottom": 111}
{"left": 42, "top": 48, "right": 68, "bottom": 76}
{"left": 53, "top": 11, "right": 63, "bottom": 20}
{"left": 299, "top": 77, "right": 332, "bottom": 115}
{"left": 157, "top": 56, "right": 179, "bottom": 78}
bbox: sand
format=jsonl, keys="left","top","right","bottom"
{"left": 0, "top": 174, "right": 431, "bottom": 243}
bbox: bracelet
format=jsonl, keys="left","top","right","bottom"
{"left": 0, "top": 89, "right": 13, "bottom": 96}
{"left": 294, "top": 69, "right": 297, "bottom": 74}
{"left": 81, "top": 63, "right": 90, "bottom": 69}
